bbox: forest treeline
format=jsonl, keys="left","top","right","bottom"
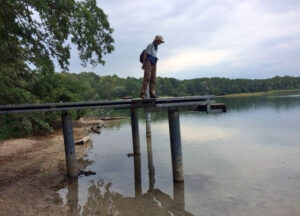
{"left": 63, "top": 72, "right": 300, "bottom": 100}
{"left": 1, "top": 71, "right": 300, "bottom": 139}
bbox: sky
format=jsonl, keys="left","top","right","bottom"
{"left": 60, "top": 0, "right": 300, "bottom": 80}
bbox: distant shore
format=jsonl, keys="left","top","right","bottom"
{"left": 220, "top": 89, "right": 300, "bottom": 97}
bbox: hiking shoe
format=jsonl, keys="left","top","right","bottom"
{"left": 140, "top": 94, "right": 146, "bottom": 99}
{"left": 150, "top": 94, "right": 159, "bottom": 99}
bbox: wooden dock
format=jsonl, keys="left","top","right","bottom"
{"left": 0, "top": 96, "right": 226, "bottom": 181}
{"left": 0, "top": 95, "right": 225, "bottom": 114}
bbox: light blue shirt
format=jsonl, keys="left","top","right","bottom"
{"left": 145, "top": 43, "right": 157, "bottom": 58}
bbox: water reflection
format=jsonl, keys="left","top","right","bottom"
{"left": 61, "top": 94, "right": 300, "bottom": 216}
{"left": 66, "top": 179, "right": 80, "bottom": 216}
{"left": 64, "top": 121, "right": 193, "bottom": 216}
{"left": 66, "top": 180, "right": 191, "bottom": 216}
{"left": 146, "top": 134, "right": 155, "bottom": 192}
{"left": 145, "top": 108, "right": 155, "bottom": 192}
{"left": 65, "top": 175, "right": 191, "bottom": 216}
{"left": 133, "top": 154, "right": 142, "bottom": 197}
{"left": 218, "top": 95, "right": 300, "bottom": 112}
{"left": 101, "top": 94, "right": 300, "bottom": 122}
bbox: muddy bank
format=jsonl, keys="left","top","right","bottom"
{"left": 0, "top": 117, "right": 110, "bottom": 216}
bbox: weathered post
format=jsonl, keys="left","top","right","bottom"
{"left": 133, "top": 154, "right": 142, "bottom": 197}
{"left": 130, "top": 108, "right": 140, "bottom": 155}
{"left": 61, "top": 112, "right": 78, "bottom": 178}
{"left": 168, "top": 110, "right": 184, "bottom": 182}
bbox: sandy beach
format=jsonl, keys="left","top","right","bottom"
{"left": 0, "top": 118, "right": 105, "bottom": 216}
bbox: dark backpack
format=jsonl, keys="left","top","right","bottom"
{"left": 139, "top": 50, "right": 145, "bottom": 63}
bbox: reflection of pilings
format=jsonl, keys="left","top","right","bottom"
{"left": 131, "top": 107, "right": 141, "bottom": 195}
{"left": 173, "top": 182, "right": 185, "bottom": 211}
{"left": 130, "top": 108, "right": 140, "bottom": 155}
{"left": 168, "top": 110, "right": 184, "bottom": 182}
{"left": 133, "top": 155, "right": 142, "bottom": 197}
{"left": 67, "top": 179, "right": 79, "bottom": 216}
{"left": 145, "top": 84, "right": 155, "bottom": 190}
{"left": 62, "top": 112, "right": 78, "bottom": 178}
{"left": 145, "top": 84, "right": 151, "bottom": 136}
{"left": 145, "top": 84, "right": 150, "bottom": 99}
{"left": 145, "top": 112, "right": 151, "bottom": 137}
{"left": 146, "top": 133, "right": 155, "bottom": 191}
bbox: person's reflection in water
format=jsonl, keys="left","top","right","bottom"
{"left": 82, "top": 180, "right": 121, "bottom": 216}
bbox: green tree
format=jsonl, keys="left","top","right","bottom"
{"left": 0, "top": 0, "right": 114, "bottom": 138}
{"left": 0, "top": 0, "right": 114, "bottom": 72}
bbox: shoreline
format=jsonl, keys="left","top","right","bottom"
{"left": 218, "top": 89, "right": 300, "bottom": 97}
{"left": 0, "top": 117, "right": 118, "bottom": 215}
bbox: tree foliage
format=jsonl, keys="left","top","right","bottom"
{"left": 0, "top": 0, "right": 114, "bottom": 71}
{"left": 57, "top": 73, "right": 300, "bottom": 100}
{"left": 0, "top": 0, "right": 114, "bottom": 138}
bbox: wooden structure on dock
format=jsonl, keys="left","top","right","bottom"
{"left": 0, "top": 96, "right": 226, "bottom": 182}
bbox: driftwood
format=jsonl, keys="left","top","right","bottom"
{"left": 99, "top": 117, "right": 126, "bottom": 120}
{"left": 75, "top": 136, "right": 90, "bottom": 145}
{"left": 79, "top": 170, "right": 96, "bottom": 176}
{"left": 91, "top": 126, "right": 101, "bottom": 134}
{"left": 76, "top": 117, "right": 103, "bottom": 126}
{"left": 96, "top": 121, "right": 106, "bottom": 129}
{"left": 126, "top": 153, "right": 134, "bottom": 157}
{"left": 91, "top": 121, "right": 106, "bottom": 134}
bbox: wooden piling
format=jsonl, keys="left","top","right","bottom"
{"left": 134, "top": 155, "right": 142, "bottom": 197}
{"left": 61, "top": 112, "right": 78, "bottom": 178}
{"left": 168, "top": 110, "right": 184, "bottom": 182}
{"left": 130, "top": 108, "right": 140, "bottom": 155}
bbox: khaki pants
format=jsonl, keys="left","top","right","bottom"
{"left": 140, "top": 61, "right": 156, "bottom": 96}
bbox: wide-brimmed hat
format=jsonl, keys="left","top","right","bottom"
{"left": 154, "top": 35, "right": 165, "bottom": 43}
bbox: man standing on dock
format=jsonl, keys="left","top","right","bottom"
{"left": 140, "top": 35, "right": 165, "bottom": 99}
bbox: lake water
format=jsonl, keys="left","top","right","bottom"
{"left": 59, "top": 94, "right": 300, "bottom": 216}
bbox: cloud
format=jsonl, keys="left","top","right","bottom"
{"left": 159, "top": 49, "right": 235, "bottom": 74}
{"left": 205, "top": 1, "right": 300, "bottom": 67}
{"left": 61, "top": 0, "right": 300, "bottom": 79}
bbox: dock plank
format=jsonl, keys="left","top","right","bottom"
{"left": 0, "top": 95, "right": 225, "bottom": 114}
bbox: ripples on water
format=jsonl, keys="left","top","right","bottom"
{"left": 59, "top": 94, "right": 300, "bottom": 216}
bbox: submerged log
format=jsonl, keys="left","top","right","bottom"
{"left": 91, "top": 126, "right": 101, "bottom": 134}
{"left": 91, "top": 121, "right": 106, "bottom": 134}
{"left": 96, "top": 121, "right": 106, "bottom": 129}
{"left": 75, "top": 136, "right": 90, "bottom": 145}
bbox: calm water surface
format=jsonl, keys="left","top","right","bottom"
{"left": 59, "top": 95, "right": 300, "bottom": 216}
